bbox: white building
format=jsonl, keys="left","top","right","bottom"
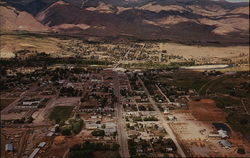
{"left": 104, "top": 122, "right": 116, "bottom": 136}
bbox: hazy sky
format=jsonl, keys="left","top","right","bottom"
{"left": 225, "top": 0, "right": 249, "bottom": 2}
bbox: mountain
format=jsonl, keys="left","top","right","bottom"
{"left": 1, "top": 0, "right": 249, "bottom": 44}
{"left": 0, "top": 5, "right": 48, "bottom": 32}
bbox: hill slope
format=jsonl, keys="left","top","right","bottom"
{"left": 1, "top": 0, "right": 249, "bottom": 44}
{"left": 0, "top": 5, "right": 48, "bottom": 31}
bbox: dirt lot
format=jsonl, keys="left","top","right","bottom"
{"left": 158, "top": 43, "right": 249, "bottom": 59}
{"left": 189, "top": 99, "right": 226, "bottom": 122}
{"left": 0, "top": 98, "right": 16, "bottom": 111}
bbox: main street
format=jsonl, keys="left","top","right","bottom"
{"left": 113, "top": 71, "right": 130, "bottom": 158}
{"left": 138, "top": 76, "right": 186, "bottom": 157}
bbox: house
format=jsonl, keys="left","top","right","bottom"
{"left": 5, "top": 144, "right": 13, "bottom": 152}
{"left": 219, "top": 140, "right": 232, "bottom": 149}
{"left": 163, "top": 108, "right": 170, "bottom": 114}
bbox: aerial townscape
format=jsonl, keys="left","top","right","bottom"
{"left": 0, "top": 0, "right": 249, "bottom": 158}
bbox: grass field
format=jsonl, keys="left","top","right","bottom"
{"left": 49, "top": 106, "right": 74, "bottom": 123}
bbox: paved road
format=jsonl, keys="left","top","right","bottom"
{"left": 138, "top": 76, "right": 186, "bottom": 157}
{"left": 113, "top": 71, "right": 130, "bottom": 158}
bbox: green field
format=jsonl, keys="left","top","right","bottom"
{"left": 49, "top": 106, "right": 74, "bottom": 123}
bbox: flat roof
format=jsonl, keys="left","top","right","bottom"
{"left": 28, "top": 148, "right": 40, "bottom": 158}
{"left": 5, "top": 144, "right": 13, "bottom": 151}
{"left": 38, "top": 142, "right": 46, "bottom": 148}
{"left": 219, "top": 140, "right": 232, "bottom": 147}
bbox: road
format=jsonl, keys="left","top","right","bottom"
{"left": 113, "top": 71, "right": 130, "bottom": 158}
{"left": 1, "top": 91, "right": 27, "bottom": 115}
{"left": 241, "top": 99, "right": 250, "bottom": 115}
{"left": 155, "top": 84, "right": 171, "bottom": 103}
{"left": 17, "top": 129, "right": 30, "bottom": 158}
{"left": 138, "top": 76, "right": 186, "bottom": 157}
{"left": 115, "top": 48, "right": 132, "bottom": 68}
{"left": 1, "top": 82, "right": 39, "bottom": 115}
{"left": 32, "top": 96, "right": 58, "bottom": 124}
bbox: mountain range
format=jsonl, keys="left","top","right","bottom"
{"left": 0, "top": 0, "right": 249, "bottom": 44}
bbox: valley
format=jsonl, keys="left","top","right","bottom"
{"left": 0, "top": 0, "right": 249, "bottom": 158}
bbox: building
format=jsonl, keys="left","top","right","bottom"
{"left": 167, "top": 115, "right": 176, "bottom": 121}
{"left": 219, "top": 140, "right": 232, "bottom": 149}
{"left": 5, "top": 144, "right": 13, "bottom": 152}
{"left": 47, "top": 132, "right": 54, "bottom": 137}
{"left": 163, "top": 108, "right": 170, "bottom": 114}
{"left": 85, "top": 122, "right": 101, "bottom": 130}
{"left": 218, "top": 130, "right": 229, "bottom": 139}
{"left": 28, "top": 148, "right": 40, "bottom": 158}
{"left": 16, "top": 98, "right": 44, "bottom": 109}
{"left": 208, "top": 134, "right": 221, "bottom": 138}
{"left": 104, "top": 122, "right": 116, "bottom": 136}
{"left": 38, "top": 142, "right": 46, "bottom": 148}
{"left": 22, "top": 99, "right": 42, "bottom": 106}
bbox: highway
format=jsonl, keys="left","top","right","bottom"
{"left": 113, "top": 71, "right": 130, "bottom": 158}
{"left": 138, "top": 76, "right": 186, "bottom": 157}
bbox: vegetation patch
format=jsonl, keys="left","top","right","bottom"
{"left": 68, "top": 141, "right": 120, "bottom": 158}
{"left": 59, "top": 118, "right": 84, "bottom": 136}
{"left": 49, "top": 106, "right": 74, "bottom": 123}
{"left": 213, "top": 96, "right": 241, "bottom": 109}
{"left": 227, "top": 113, "right": 250, "bottom": 141}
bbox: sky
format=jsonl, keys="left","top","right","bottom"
{"left": 225, "top": 0, "right": 249, "bottom": 2}
{"left": 213, "top": 0, "right": 249, "bottom": 2}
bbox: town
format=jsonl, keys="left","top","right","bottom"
{"left": 1, "top": 59, "right": 249, "bottom": 158}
